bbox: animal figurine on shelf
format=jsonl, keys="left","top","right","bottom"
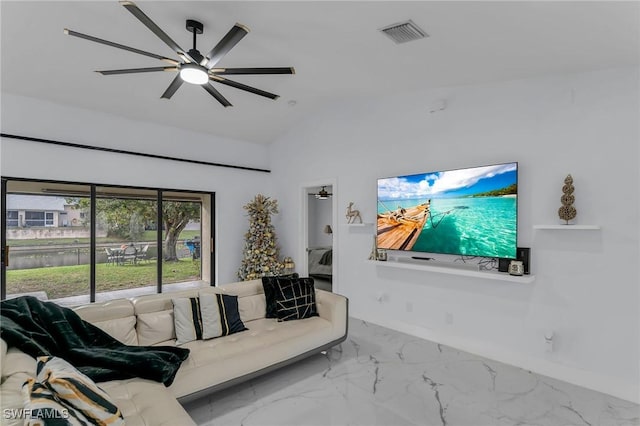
{"left": 346, "top": 202, "right": 362, "bottom": 224}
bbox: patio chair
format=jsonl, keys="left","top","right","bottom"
{"left": 137, "top": 244, "right": 149, "bottom": 263}
{"left": 122, "top": 245, "right": 138, "bottom": 265}
{"left": 104, "top": 248, "right": 116, "bottom": 265}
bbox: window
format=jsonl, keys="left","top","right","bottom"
{"left": 5, "top": 191, "right": 91, "bottom": 302}
{"left": 25, "top": 211, "right": 45, "bottom": 227}
{"left": 6, "top": 211, "right": 18, "bottom": 227}
{"left": 2, "top": 178, "right": 214, "bottom": 305}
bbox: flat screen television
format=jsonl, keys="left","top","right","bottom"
{"left": 377, "top": 162, "right": 518, "bottom": 259}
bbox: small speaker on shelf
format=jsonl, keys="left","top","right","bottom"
{"left": 498, "top": 258, "right": 510, "bottom": 272}
{"left": 517, "top": 247, "right": 531, "bottom": 275}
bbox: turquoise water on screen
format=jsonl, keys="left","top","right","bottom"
{"left": 377, "top": 196, "right": 517, "bottom": 258}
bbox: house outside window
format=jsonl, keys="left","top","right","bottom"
{"left": 25, "top": 211, "right": 46, "bottom": 227}
{"left": 6, "top": 211, "right": 18, "bottom": 227}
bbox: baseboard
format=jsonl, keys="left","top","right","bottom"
{"left": 352, "top": 312, "right": 639, "bottom": 404}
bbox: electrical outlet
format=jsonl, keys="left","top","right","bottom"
{"left": 545, "top": 330, "right": 554, "bottom": 353}
{"left": 376, "top": 292, "right": 388, "bottom": 303}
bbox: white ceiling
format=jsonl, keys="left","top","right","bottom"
{"left": 2, "top": 1, "right": 638, "bottom": 145}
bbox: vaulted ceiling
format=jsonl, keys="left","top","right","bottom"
{"left": 2, "top": 1, "right": 638, "bottom": 144}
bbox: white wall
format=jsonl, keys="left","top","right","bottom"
{"left": 269, "top": 67, "right": 639, "bottom": 402}
{"left": 0, "top": 94, "right": 274, "bottom": 284}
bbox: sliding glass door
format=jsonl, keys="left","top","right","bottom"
{"left": 93, "top": 187, "right": 159, "bottom": 301}
{"left": 162, "top": 193, "right": 203, "bottom": 288}
{"left": 1, "top": 178, "right": 214, "bottom": 305}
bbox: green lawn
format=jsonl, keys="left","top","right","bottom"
{"left": 6, "top": 259, "right": 201, "bottom": 300}
{"left": 7, "top": 230, "right": 201, "bottom": 247}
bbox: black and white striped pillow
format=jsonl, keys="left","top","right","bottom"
{"left": 172, "top": 297, "right": 204, "bottom": 345}
{"left": 172, "top": 294, "right": 247, "bottom": 345}
{"left": 199, "top": 293, "right": 247, "bottom": 339}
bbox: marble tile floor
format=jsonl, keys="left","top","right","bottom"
{"left": 183, "top": 319, "right": 639, "bottom": 426}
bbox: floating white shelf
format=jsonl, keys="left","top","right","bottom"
{"left": 533, "top": 224, "right": 601, "bottom": 230}
{"left": 342, "top": 223, "right": 374, "bottom": 227}
{"left": 365, "top": 259, "right": 535, "bottom": 283}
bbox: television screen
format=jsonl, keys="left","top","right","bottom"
{"left": 377, "top": 162, "right": 518, "bottom": 259}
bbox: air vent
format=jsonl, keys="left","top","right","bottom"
{"left": 379, "top": 20, "right": 428, "bottom": 44}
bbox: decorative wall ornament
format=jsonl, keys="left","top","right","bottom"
{"left": 368, "top": 235, "right": 378, "bottom": 260}
{"left": 345, "top": 202, "right": 362, "bottom": 224}
{"left": 558, "top": 174, "right": 577, "bottom": 224}
{"left": 237, "top": 194, "right": 284, "bottom": 280}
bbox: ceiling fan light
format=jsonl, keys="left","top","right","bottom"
{"left": 180, "top": 63, "right": 208, "bottom": 85}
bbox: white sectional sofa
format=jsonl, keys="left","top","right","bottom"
{"left": 0, "top": 279, "right": 349, "bottom": 425}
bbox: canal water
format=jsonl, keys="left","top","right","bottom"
{"left": 7, "top": 244, "right": 162, "bottom": 270}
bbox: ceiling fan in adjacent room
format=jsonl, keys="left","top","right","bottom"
{"left": 64, "top": 0, "right": 295, "bottom": 107}
{"left": 310, "top": 186, "right": 333, "bottom": 200}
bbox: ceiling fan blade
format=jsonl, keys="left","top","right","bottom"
{"left": 119, "top": 1, "right": 195, "bottom": 63}
{"left": 203, "top": 83, "right": 232, "bottom": 107}
{"left": 64, "top": 29, "right": 178, "bottom": 65}
{"left": 96, "top": 66, "right": 178, "bottom": 75}
{"left": 161, "top": 74, "right": 184, "bottom": 99}
{"left": 210, "top": 67, "right": 295, "bottom": 75}
{"left": 204, "top": 24, "right": 249, "bottom": 69}
{"left": 210, "top": 75, "right": 279, "bottom": 100}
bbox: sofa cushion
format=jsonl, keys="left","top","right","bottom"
{"left": 217, "top": 280, "right": 267, "bottom": 322}
{"left": 169, "top": 316, "right": 337, "bottom": 399}
{"left": 237, "top": 294, "right": 267, "bottom": 323}
{"left": 36, "top": 356, "right": 124, "bottom": 425}
{"left": 74, "top": 299, "right": 138, "bottom": 346}
{"left": 136, "top": 309, "right": 176, "bottom": 346}
{"left": 1, "top": 346, "right": 37, "bottom": 426}
{"left": 1, "top": 346, "right": 37, "bottom": 381}
{"left": 92, "top": 316, "right": 138, "bottom": 346}
{"left": 99, "top": 378, "right": 195, "bottom": 426}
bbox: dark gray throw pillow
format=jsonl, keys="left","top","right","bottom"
{"left": 262, "top": 273, "right": 299, "bottom": 318}
{"left": 274, "top": 277, "right": 319, "bottom": 322}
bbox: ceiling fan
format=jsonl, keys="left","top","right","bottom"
{"left": 64, "top": 0, "right": 295, "bottom": 107}
{"left": 310, "top": 186, "right": 332, "bottom": 200}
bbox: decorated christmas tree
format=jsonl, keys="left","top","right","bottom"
{"left": 237, "top": 194, "right": 284, "bottom": 280}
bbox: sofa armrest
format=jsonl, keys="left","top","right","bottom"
{"left": 315, "top": 290, "right": 348, "bottom": 336}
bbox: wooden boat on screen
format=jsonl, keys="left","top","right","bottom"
{"left": 377, "top": 202, "right": 430, "bottom": 250}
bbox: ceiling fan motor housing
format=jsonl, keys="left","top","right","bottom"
{"left": 186, "top": 19, "right": 203, "bottom": 34}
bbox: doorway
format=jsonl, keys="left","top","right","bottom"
{"left": 300, "top": 179, "right": 337, "bottom": 293}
